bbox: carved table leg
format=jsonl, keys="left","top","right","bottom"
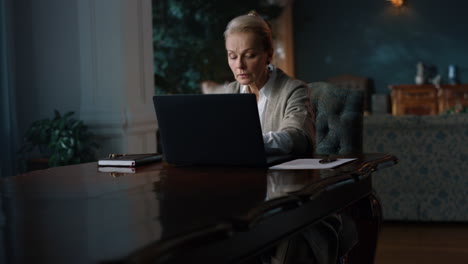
{"left": 345, "top": 192, "right": 382, "bottom": 264}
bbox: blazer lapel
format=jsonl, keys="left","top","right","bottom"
{"left": 264, "top": 69, "right": 287, "bottom": 131}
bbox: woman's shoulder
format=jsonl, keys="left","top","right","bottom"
{"left": 275, "top": 68, "right": 308, "bottom": 92}
{"left": 224, "top": 80, "right": 241, "bottom": 93}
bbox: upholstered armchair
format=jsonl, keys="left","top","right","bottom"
{"left": 308, "top": 82, "right": 364, "bottom": 155}
{"left": 308, "top": 82, "right": 382, "bottom": 264}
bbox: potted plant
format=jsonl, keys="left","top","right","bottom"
{"left": 19, "top": 110, "right": 99, "bottom": 171}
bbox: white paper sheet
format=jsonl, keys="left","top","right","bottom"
{"left": 269, "top": 158, "right": 357, "bottom": 170}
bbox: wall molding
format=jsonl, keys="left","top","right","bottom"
{"left": 78, "top": 0, "right": 156, "bottom": 153}
{"left": 80, "top": 104, "right": 157, "bottom": 137}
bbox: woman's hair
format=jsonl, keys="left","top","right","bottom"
{"left": 224, "top": 11, "right": 274, "bottom": 59}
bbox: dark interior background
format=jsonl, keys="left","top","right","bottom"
{"left": 293, "top": 0, "right": 468, "bottom": 94}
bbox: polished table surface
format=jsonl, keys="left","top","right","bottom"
{"left": 0, "top": 153, "right": 397, "bottom": 264}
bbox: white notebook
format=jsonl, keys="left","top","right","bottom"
{"left": 98, "top": 154, "right": 162, "bottom": 167}
{"left": 269, "top": 158, "right": 357, "bottom": 170}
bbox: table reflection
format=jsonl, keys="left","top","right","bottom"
{"left": 0, "top": 163, "right": 163, "bottom": 264}
{"left": 266, "top": 170, "right": 318, "bottom": 200}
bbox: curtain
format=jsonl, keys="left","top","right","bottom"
{"left": 0, "top": 0, "right": 19, "bottom": 178}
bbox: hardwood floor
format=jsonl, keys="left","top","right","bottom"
{"left": 375, "top": 221, "right": 468, "bottom": 264}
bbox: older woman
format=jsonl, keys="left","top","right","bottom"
{"left": 223, "top": 11, "right": 314, "bottom": 156}
{"left": 223, "top": 12, "right": 343, "bottom": 264}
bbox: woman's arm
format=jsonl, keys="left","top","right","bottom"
{"left": 278, "top": 85, "right": 315, "bottom": 156}
{"left": 263, "top": 130, "right": 293, "bottom": 154}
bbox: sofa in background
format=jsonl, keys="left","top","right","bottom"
{"left": 363, "top": 114, "right": 468, "bottom": 222}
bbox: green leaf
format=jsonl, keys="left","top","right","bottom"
{"left": 67, "top": 148, "right": 74, "bottom": 159}
{"left": 60, "top": 141, "right": 68, "bottom": 149}
{"left": 19, "top": 110, "right": 100, "bottom": 168}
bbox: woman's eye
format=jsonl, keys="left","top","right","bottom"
{"left": 228, "top": 54, "right": 237, "bottom": 60}
{"left": 245, "top": 54, "right": 256, "bottom": 58}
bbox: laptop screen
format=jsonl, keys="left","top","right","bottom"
{"left": 153, "top": 94, "right": 268, "bottom": 166}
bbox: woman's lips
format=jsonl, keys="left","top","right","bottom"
{"left": 238, "top": 74, "right": 249, "bottom": 78}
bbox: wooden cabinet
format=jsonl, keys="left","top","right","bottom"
{"left": 389, "top": 84, "right": 468, "bottom": 115}
{"left": 438, "top": 84, "right": 468, "bottom": 113}
{"left": 390, "top": 85, "right": 438, "bottom": 115}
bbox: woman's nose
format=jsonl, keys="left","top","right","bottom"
{"left": 236, "top": 58, "right": 246, "bottom": 69}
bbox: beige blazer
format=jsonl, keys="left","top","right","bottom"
{"left": 224, "top": 68, "right": 315, "bottom": 156}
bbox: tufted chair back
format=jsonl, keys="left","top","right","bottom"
{"left": 327, "top": 74, "right": 372, "bottom": 114}
{"left": 308, "top": 82, "right": 364, "bottom": 155}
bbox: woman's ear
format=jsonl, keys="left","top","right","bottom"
{"left": 267, "top": 52, "right": 273, "bottom": 65}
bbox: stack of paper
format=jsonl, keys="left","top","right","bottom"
{"left": 269, "top": 158, "right": 357, "bottom": 170}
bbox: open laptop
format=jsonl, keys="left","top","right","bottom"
{"left": 153, "top": 94, "right": 294, "bottom": 167}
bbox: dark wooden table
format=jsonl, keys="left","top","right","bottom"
{"left": 0, "top": 153, "right": 397, "bottom": 264}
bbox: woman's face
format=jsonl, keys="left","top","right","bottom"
{"left": 225, "top": 32, "right": 271, "bottom": 88}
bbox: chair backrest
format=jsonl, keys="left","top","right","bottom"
{"left": 327, "top": 74, "right": 371, "bottom": 114}
{"left": 308, "top": 82, "right": 364, "bottom": 155}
